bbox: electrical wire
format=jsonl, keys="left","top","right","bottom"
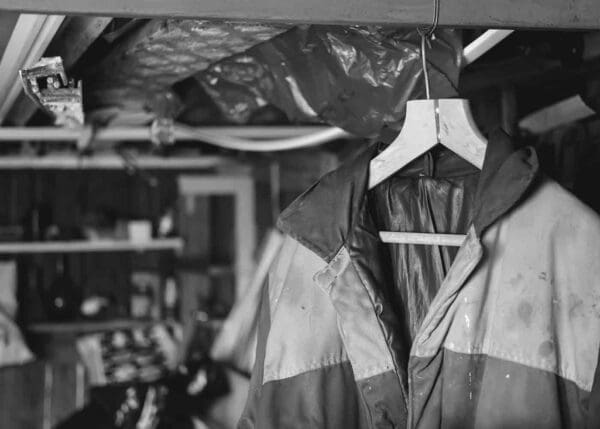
{"left": 0, "top": 125, "right": 352, "bottom": 152}
{"left": 174, "top": 125, "right": 350, "bottom": 152}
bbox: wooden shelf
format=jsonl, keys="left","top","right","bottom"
{"left": 0, "top": 238, "right": 183, "bottom": 254}
{"left": 0, "top": 155, "right": 231, "bottom": 170}
{"left": 27, "top": 319, "right": 163, "bottom": 334}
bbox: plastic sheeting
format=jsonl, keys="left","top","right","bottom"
{"left": 175, "top": 26, "right": 462, "bottom": 137}
{"left": 88, "top": 20, "right": 290, "bottom": 91}
{"left": 83, "top": 19, "right": 290, "bottom": 125}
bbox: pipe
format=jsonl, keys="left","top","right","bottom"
{"left": 0, "top": 125, "right": 352, "bottom": 151}
{"left": 0, "top": 125, "right": 340, "bottom": 141}
{"left": 176, "top": 125, "right": 350, "bottom": 151}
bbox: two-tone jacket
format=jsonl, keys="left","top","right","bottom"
{"left": 240, "top": 129, "right": 600, "bottom": 428}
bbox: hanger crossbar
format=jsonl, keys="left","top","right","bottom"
{"left": 379, "top": 232, "right": 466, "bottom": 246}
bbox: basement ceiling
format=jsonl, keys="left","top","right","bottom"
{"left": 0, "top": 11, "right": 597, "bottom": 134}
{"left": 0, "top": 15, "right": 291, "bottom": 126}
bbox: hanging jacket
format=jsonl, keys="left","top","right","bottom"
{"left": 239, "top": 129, "right": 600, "bottom": 429}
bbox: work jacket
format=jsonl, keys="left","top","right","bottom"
{"left": 239, "top": 129, "right": 600, "bottom": 428}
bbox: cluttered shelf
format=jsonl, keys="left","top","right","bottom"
{"left": 0, "top": 238, "right": 183, "bottom": 254}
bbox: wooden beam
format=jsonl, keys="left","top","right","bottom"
{"left": 0, "top": 14, "right": 65, "bottom": 123}
{"left": 0, "top": 0, "right": 598, "bottom": 29}
{"left": 463, "top": 30, "right": 514, "bottom": 65}
{"left": 210, "top": 228, "right": 283, "bottom": 372}
{"left": 0, "top": 12, "right": 19, "bottom": 57}
{"left": 0, "top": 15, "right": 48, "bottom": 115}
{"left": 6, "top": 16, "right": 112, "bottom": 125}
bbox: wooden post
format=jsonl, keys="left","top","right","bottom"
{"left": 179, "top": 174, "right": 256, "bottom": 300}
{"left": 178, "top": 194, "right": 211, "bottom": 353}
{"left": 178, "top": 173, "right": 256, "bottom": 358}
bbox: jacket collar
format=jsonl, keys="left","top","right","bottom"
{"left": 277, "top": 128, "right": 539, "bottom": 263}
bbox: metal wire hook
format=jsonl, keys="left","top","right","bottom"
{"left": 417, "top": 0, "right": 440, "bottom": 38}
{"left": 417, "top": 0, "right": 440, "bottom": 99}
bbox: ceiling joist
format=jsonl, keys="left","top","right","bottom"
{"left": 0, "top": 0, "right": 597, "bottom": 29}
{"left": 0, "top": 13, "right": 64, "bottom": 123}
{"left": 5, "top": 16, "right": 113, "bottom": 125}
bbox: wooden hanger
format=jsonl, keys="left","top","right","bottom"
{"left": 368, "top": 99, "right": 486, "bottom": 189}
{"left": 370, "top": 98, "right": 487, "bottom": 247}
{"left": 370, "top": 32, "right": 488, "bottom": 247}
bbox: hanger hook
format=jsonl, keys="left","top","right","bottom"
{"left": 417, "top": 0, "right": 440, "bottom": 99}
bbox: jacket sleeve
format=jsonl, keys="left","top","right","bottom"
{"left": 237, "top": 236, "right": 366, "bottom": 429}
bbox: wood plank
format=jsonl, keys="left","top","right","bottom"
{"left": 0, "top": 155, "right": 231, "bottom": 170}
{"left": 0, "top": 0, "right": 598, "bottom": 29}
{"left": 0, "top": 12, "right": 19, "bottom": 58}
{"left": 463, "top": 30, "right": 514, "bottom": 65}
{"left": 0, "top": 238, "right": 183, "bottom": 253}
{"left": 6, "top": 16, "right": 113, "bottom": 125}
{"left": 0, "top": 14, "right": 48, "bottom": 120}
{"left": 210, "top": 229, "right": 283, "bottom": 372}
{"left": 233, "top": 176, "right": 256, "bottom": 301}
{"left": 0, "top": 14, "right": 65, "bottom": 122}
{"left": 379, "top": 231, "right": 466, "bottom": 246}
